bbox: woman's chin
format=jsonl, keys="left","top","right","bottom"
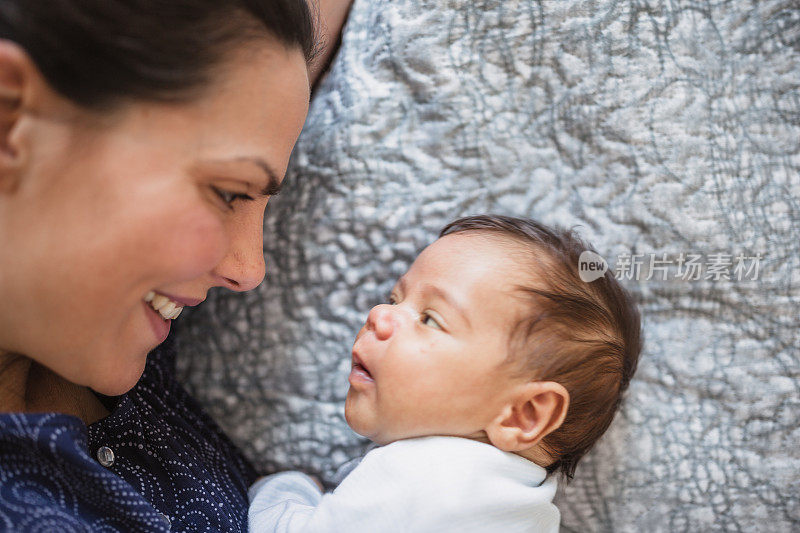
{"left": 88, "top": 353, "right": 148, "bottom": 397}
{"left": 90, "top": 377, "right": 139, "bottom": 397}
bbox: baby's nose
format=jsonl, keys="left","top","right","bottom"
{"left": 366, "top": 304, "right": 396, "bottom": 341}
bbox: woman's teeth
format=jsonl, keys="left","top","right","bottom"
{"left": 144, "top": 291, "right": 183, "bottom": 320}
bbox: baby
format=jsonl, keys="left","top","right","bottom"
{"left": 248, "top": 215, "right": 642, "bottom": 532}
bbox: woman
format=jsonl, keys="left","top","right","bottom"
{"left": 0, "top": 1, "right": 345, "bottom": 530}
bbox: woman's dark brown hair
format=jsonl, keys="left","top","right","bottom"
{"left": 441, "top": 214, "right": 643, "bottom": 481}
{"left": 0, "top": 0, "right": 317, "bottom": 109}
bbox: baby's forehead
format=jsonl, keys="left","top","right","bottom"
{"left": 418, "top": 243, "right": 539, "bottom": 322}
{"left": 449, "top": 231, "right": 541, "bottom": 261}
{"left": 407, "top": 235, "right": 541, "bottom": 292}
{"left": 447, "top": 232, "right": 545, "bottom": 279}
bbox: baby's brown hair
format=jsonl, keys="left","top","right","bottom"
{"left": 440, "top": 215, "right": 642, "bottom": 481}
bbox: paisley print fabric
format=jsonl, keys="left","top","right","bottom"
{"left": 0, "top": 338, "right": 256, "bottom": 532}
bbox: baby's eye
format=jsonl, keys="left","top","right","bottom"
{"left": 388, "top": 294, "right": 398, "bottom": 305}
{"left": 212, "top": 186, "right": 253, "bottom": 209}
{"left": 421, "top": 312, "right": 442, "bottom": 330}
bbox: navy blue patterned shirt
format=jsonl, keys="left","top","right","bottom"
{"left": 0, "top": 337, "right": 257, "bottom": 531}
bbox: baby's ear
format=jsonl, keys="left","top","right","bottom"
{"left": 484, "top": 381, "right": 569, "bottom": 453}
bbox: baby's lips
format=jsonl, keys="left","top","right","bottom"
{"left": 351, "top": 349, "right": 373, "bottom": 376}
{"left": 351, "top": 349, "right": 364, "bottom": 369}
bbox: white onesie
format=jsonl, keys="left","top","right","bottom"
{"left": 248, "top": 436, "right": 560, "bottom": 532}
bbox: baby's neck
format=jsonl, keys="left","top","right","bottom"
{"left": 465, "top": 433, "right": 554, "bottom": 468}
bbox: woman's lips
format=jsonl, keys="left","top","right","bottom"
{"left": 143, "top": 290, "right": 204, "bottom": 345}
{"left": 143, "top": 300, "right": 171, "bottom": 343}
{"left": 153, "top": 291, "right": 204, "bottom": 307}
{"left": 349, "top": 351, "right": 374, "bottom": 386}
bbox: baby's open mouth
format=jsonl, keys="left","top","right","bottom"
{"left": 144, "top": 291, "right": 184, "bottom": 321}
{"left": 351, "top": 352, "right": 373, "bottom": 381}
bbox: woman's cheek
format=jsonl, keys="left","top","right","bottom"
{"left": 155, "top": 205, "right": 228, "bottom": 281}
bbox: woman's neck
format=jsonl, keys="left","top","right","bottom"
{"left": 0, "top": 350, "right": 110, "bottom": 425}
{"left": 0, "top": 350, "right": 32, "bottom": 412}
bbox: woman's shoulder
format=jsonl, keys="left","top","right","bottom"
{"left": 84, "top": 335, "right": 258, "bottom": 530}
{"left": 0, "top": 336, "right": 257, "bottom": 532}
{"left": 0, "top": 411, "right": 171, "bottom": 531}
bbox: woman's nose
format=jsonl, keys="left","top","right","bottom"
{"left": 211, "top": 209, "right": 266, "bottom": 292}
{"left": 366, "top": 304, "right": 396, "bottom": 341}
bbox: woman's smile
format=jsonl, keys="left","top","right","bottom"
{"left": 144, "top": 291, "right": 186, "bottom": 321}
{"left": 143, "top": 299, "right": 172, "bottom": 343}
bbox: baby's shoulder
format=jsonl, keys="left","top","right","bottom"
{"left": 329, "top": 436, "right": 556, "bottom": 530}
{"left": 359, "top": 436, "right": 507, "bottom": 486}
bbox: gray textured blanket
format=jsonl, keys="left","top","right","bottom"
{"left": 174, "top": 1, "right": 800, "bottom": 531}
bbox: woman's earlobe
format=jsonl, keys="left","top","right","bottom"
{"left": 484, "top": 381, "right": 570, "bottom": 453}
{"left": 0, "top": 41, "right": 30, "bottom": 192}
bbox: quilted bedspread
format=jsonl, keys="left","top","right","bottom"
{"left": 174, "top": 1, "right": 799, "bottom": 531}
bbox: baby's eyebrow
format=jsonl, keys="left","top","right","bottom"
{"left": 424, "top": 284, "right": 472, "bottom": 328}
{"left": 398, "top": 276, "right": 471, "bottom": 327}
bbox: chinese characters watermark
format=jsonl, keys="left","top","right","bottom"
{"left": 579, "top": 252, "right": 763, "bottom": 282}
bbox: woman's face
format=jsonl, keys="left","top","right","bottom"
{"left": 0, "top": 43, "right": 310, "bottom": 395}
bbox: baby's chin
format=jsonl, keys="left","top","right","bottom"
{"left": 344, "top": 400, "right": 396, "bottom": 445}
{"left": 343, "top": 392, "right": 371, "bottom": 437}
{"left": 344, "top": 390, "right": 467, "bottom": 446}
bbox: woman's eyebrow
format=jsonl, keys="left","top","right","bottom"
{"left": 246, "top": 158, "right": 284, "bottom": 197}
{"left": 200, "top": 157, "right": 284, "bottom": 197}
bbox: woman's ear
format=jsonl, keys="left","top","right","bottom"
{"left": 0, "top": 40, "right": 35, "bottom": 193}
{"left": 484, "top": 381, "right": 569, "bottom": 453}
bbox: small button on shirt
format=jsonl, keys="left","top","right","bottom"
{"left": 0, "top": 337, "right": 257, "bottom": 531}
{"left": 96, "top": 446, "right": 115, "bottom": 467}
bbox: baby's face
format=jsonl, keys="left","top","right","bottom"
{"left": 345, "top": 232, "right": 532, "bottom": 445}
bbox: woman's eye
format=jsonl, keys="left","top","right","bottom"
{"left": 421, "top": 312, "right": 442, "bottom": 330}
{"left": 388, "top": 294, "right": 398, "bottom": 305}
{"left": 212, "top": 186, "right": 253, "bottom": 209}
